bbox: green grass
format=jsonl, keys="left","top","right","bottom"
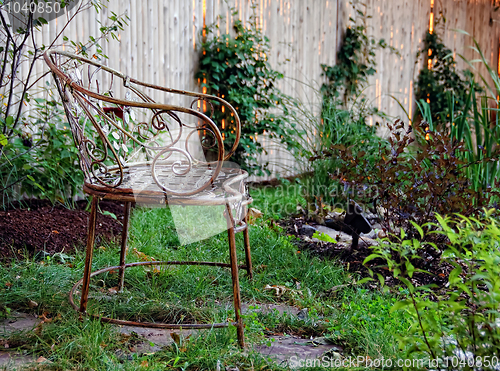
{"left": 249, "top": 181, "right": 306, "bottom": 220}
{"left": 0, "top": 185, "right": 411, "bottom": 370}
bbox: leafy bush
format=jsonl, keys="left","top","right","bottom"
{"left": 0, "top": 0, "right": 128, "bottom": 207}
{"left": 415, "top": 28, "right": 476, "bottom": 127}
{"left": 196, "top": 8, "right": 300, "bottom": 175}
{"left": 300, "top": 101, "right": 387, "bottom": 211}
{"left": 366, "top": 212, "right": 500, "bottom": 368}
{"left": 417, "top": 33, "right": 500, "bottom": 193}
{"left": 320, "top": 3, "right": 386, "bottom": 110}
{"left": 317, "top": 119, "right": 499, "bottom": 238}
{"left": 1, "top": 99, "right": 83, "bottom": 207}
{"left": 301, "top": 2, "right": 393, "bottom": 213}
{"left": 302, "top": 2, "right": 395, "bottom": 214}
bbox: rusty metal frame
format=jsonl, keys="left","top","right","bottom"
{"left": 44, "top": 50, "right": 252, "bottom": 348}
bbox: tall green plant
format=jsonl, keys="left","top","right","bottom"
{"left": 0, "top": 0, "right": 128, "bottom": 207}
{"left": 366, "top": 213, "right": 500, "bottom": 367}
{"left": 301, "top": 100, "right": 387, "bottom": 211}
{"left": 320, "top": 1, "right": 392, "bottom": 115}
{"left": 300, "top": 1, "right": 393, "bottom": 213}
{"left": 417, "top": 32, "right": 500, "bottom": 192}
{"left": 196, "top": 6, "right": 300, "bottom": 175}
{"left": 415, "top": 28, "right": 476, "bottom": 127}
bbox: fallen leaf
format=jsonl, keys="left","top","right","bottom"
{"left": 170, "top": 332, "right": 180, "bottom": 345}
{"left": 133, "top": 248, "right": 160, "bottom": 273}
{"left": 247, "top": 208, "right": 263, "bottom": 224}
{"left": 36, "top": 356, "right": 51, "bottom": 364}
{"left": 28, "top": 300, "right": 38, "bottom": 308}
{"left": 38, "top": 312, "right": 52, "bottom": 324}
{"left": 263, "top": 284, "right": 302, "bottom": 298}
{"left": 140, "top": 360, "right": 149, "bottom": 367}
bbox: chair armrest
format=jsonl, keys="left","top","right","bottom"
{"left": 44, "top": 50, "right": 231, "bottom": 196}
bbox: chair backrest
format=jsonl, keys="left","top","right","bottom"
{"left": 44, "top": 50, "right": 242, "bottom": 196}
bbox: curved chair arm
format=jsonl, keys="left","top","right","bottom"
{"left": 44, "top": 50, "right": 241, "bottom": 161}
{"left": 44, "top": 50, "right": 239, "bottom": 196}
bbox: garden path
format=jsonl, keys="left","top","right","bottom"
{"left": 0, "top": 304, "right": 340, "bottom": 370}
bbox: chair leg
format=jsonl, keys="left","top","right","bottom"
{"left": 243, "top": 214, "right": 253, "bottom": 279}
{"left": 225, "top": 204, "right": 245, "bottom": 348}
{"left": 118, "top": 202, "right": 131, "bottom": 292}
{"left": 80, "top": 196, "right": 99, "bottom": 313}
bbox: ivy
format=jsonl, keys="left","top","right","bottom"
{"left": 320, "top": 2, "right": 392, "bottom": 114}
{"left": 415, "top": 27, "right": 477, "bottom": 127}
{"left": 195, "top": 7, "right": 301, "bottom": 176}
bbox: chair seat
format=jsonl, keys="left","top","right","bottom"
{"left": 84, "top": 164, "right": 250, "bottom": 207}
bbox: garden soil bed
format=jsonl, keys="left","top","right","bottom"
{"left": 1, "top": 199, "right": 452, "bottom": 288}
{"left": 1, "top": 200, "right": 124, "bottom": 261}
{"left": 278, "top": 216, "right": 452, "bottom": 288}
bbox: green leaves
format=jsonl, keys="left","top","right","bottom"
{"left": 312, "top": 231, "right": 337, "bottom": 243}
{"left": 1, "top": 99, "right": 83, "bottom": 205}
{"left": 376, "top": 215, "right": 500, "bottom": 360}
{"left": 195, "top": 14, "right": 299, "bottom": 175}
{"left": 5, "top": 116, "right": 14, "bottom": 127}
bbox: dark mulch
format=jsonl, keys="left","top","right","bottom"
{"left": 1, "top": 200, "right": 125, "bottom": 261}
{"left": 279, "top": 215, "right": 452, "bottom": 288}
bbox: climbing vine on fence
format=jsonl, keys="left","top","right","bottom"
{"left": 195, "top": 7, "right": 302, "bottom": 176}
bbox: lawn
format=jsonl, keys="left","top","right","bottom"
{"left": 0, "top": 184, "right": 411, "bottom": 370}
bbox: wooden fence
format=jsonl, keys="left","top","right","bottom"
{"left": 22, "top": 0, "right": 500, "bottom": 179}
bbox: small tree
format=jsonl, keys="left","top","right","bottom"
{"left": 0, "top": 0, "right": 128, "bottom": 206}
{"left": 415, "top": 28, "right": 475, "bottom": 128}
{"left": 195, "top": 7, "right": 301, "bottom": 176}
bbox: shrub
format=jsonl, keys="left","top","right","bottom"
{"left": 417, "top": 34, "right": 500, "bottom": 193}
{"left": 1, "top": 99, "right": 83, "bottom": 207}
{"left": 366, "top": 212, "right": 500, "bottom": 367}
{"left": 415, "top": 28, "right": 476, "bottom": 127}
{"left": 300, "top": 101, "right": 387, "bottom": 212}
{"left": 196, "top": 7, "right": 301, "bottom": 175}
{"left": 316, "top": 119, "right": 499, "bottom": 238}
{"left": 301, "top": 2, "right": 393, "bottom": 213}
{"left": 320, "top": 1, "right": 392, "bottom": 113}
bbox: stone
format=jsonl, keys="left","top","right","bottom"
{"left": 326, "top": 210, "right": 344, "bottom": 222}
{"left": 0, "top": 351, "right": 36, "bottom": 370}
{"left": 254, "top": 335, "right": 342, "bottom": 369}
{"left": 118, "top": 326, "right": 195, "bottom": 350}
{"left": 360, "top": 229, "right": 377, "bottom": 239}
{"left": 298, "top": 225, "right": 317, "bottom": 238}
{"left": 314, "top": 225, "right": 352, "bottom": 244}
{"left": 297, "top": 308, "right": 308, "bottom": 321}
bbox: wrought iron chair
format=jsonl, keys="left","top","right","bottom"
{"left": 44, "top": 50, "right": 252, "bottom": 347}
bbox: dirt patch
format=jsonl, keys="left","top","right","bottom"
{"left": 279, "top": 216, "right": 452, "bottom": 288}
{"left": 0, "top": 200, "right": 125, "bottom": 261}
